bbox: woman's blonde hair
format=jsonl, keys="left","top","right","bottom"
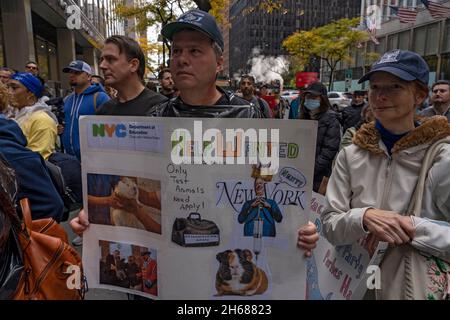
{"left": 0, "top": 83, "right": 9, "bottom": 113}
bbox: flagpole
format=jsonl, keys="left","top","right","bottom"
{"left": 362, "top": 41, "right": 367, "bottom": 90}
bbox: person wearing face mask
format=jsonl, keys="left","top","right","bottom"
{"left": 299, "top": 82, "right": 341, "bottom": 193}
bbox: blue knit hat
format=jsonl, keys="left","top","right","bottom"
{"left": 11, "top": 72, "right": 44, "bottom": 98}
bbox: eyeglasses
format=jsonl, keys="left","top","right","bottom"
{"left": 26, "top": 66, "right": 37, "bottom": 70}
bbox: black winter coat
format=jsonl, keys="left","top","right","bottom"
{"left": 313, "top": 110, "right": 341, "bottom": 192}
{"left": 341, "top": 102, "right": 367, "bottom": 134}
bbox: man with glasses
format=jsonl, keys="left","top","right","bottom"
{"left": 25, "top": 61, "right": 39, "bottom": 76}
{"left": 420, "top": 80, "right": 450, "bottom": 122}
{"left": 25, "top": 61, "right": 52, "bottom": 99}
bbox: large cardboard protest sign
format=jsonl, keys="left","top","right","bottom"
{"left": 307, "top": 193, "right": 388, "bottom": 300}
{"left": 79, "top": 116, "right": 317, "bottom": 299}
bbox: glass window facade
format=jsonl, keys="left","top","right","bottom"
{"left": 441, "top": 54, "right": 450, "bottom": 80}
{"left": 413, "top": 26, "right": 426, "bottom": 55}
{"left": 387, "top": 34, "right": 398, "bottom": 51}
{"left": 398, "top": 31, "right": 410, "bottom": 50}
{"left": 36, "top": 37, "right": 49, "bottom": 80}
{"left": 425, "top": 23, "right": 439, "bottom": 55}
{"left": 443, "top": 20, "right": 450, "bottom": 53}
{"left": 35, "top": 36, "right": 58, "bottom": 82}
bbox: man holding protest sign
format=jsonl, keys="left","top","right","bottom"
{"left": 70, "top": 11, "right": 317, "bottom": 294}
{"left": 157, "top": 9, "right": 317, "bottom": 261}
{"left": 70, "top": 36, "right": 167, "bottom": 240}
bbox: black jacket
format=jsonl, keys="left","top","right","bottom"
{"left": 313, "top": 110, "right": 342, "bottom": 192}
{"left": 341, "top": 102, "right": 367, "bottom": 134}
{"left": 150, "top": 88, "right": 262, "bottom": 118}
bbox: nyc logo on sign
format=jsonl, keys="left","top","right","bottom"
{"left": 92, "top": 123, "right": 127, "bottom": 138}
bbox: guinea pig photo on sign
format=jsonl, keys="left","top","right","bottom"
{"left": 215, "top": 249, "right": 269, "bottom": 297}
{"left": 111, "top": 176, "right": 162, "bottom": 234}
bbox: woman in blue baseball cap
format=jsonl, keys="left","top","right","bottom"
{"left": 8, "top": 72, "right": 58, "bottom": 159}
{"left": 297, "top": 50, "right": 450, "bottom": 299}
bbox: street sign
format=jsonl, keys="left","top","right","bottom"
{"left": 345, "top": 69, "right": 353, "bottom": 80}
{"left": 345, "top": 69, "right": 353, "bottom": 91}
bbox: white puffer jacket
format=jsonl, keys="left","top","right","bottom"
{"left": 321, "top": 115, "right": 450, "bottom": 299}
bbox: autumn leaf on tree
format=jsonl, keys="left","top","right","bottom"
{"left": 283, "top": 18, "right": 370, "bottom": 90}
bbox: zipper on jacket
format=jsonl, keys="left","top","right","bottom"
{"left": 29, "top": 241, "right": 65, "bottom": 297}
{"left": 376, "top": 154, "right": 394, "bottom": 300}
{"left": 384, "top": 155, "right": 392, "bottom": 178}
{"left": 380, "top": 155, "right": 394, "bottom": 207}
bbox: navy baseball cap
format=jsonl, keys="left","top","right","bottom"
{"left": 358, "top": 50, "right": 429, "bottom": 85}
{"left": 161, "top": 9, "right": 224, "bottom": 51}
{"left": 63, "top": 60, "right": 92, "bottom": 74}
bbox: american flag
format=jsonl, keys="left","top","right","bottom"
{"left": 365, "top": 16, "right": 380, "bottom": 45}
{"left": 420, "top": 0, "right": 450, "bottom": 19}
{"left": 389, "top": 6, "right": 418, "bottom": 24}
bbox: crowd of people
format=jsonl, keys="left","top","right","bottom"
{"left": 0, "top": 8, "right": 449, "bottom": 300}
{"left": 100, "top": 249, "right": 157, "bottom": 296}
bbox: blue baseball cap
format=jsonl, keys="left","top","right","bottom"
{"left": 62, "top": 60, "right": 92, "bottom": 74}
{"left": 161, "top": 9, "right": 224, "bottom": 51}
{"left": 11, "top": 72, "right": 44, "bottom": 98}
{"left": 358, "top": 50, "right": 429, "bottom": 85}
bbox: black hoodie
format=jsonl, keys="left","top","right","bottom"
{"left": 0, "top": 118, "right": 64, "bottom": 221}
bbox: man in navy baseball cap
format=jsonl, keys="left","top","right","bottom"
{"left": 358, "top": 49, "right": 429, "bottom": 85}
{"left": 161, "top": 9, "right": 224, "bottom": 51}
{"left": 152, "top": 9, "right": 261, "bottom": 118}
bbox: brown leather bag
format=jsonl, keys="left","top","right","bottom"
{"left": 11, "top": 199, "right": 86, "bottom": 300}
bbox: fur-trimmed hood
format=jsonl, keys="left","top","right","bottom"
{"left": 353, "top": 115, "right": 450, "bottom": 155}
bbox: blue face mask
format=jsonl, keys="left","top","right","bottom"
{"left": 304, "top": 99, "right": 321, "bottom": 110}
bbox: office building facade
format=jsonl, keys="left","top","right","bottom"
{"left": 229, "top": 0, "right": 361, "bottom": 77}
{"left": 0, "top": 0, "right": 125, "bottom": 94}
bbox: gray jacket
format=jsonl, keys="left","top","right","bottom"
{"left": 419, "top": 106, "right": 450, "bottom": 123}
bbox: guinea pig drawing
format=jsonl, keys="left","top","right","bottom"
{"left": 215, "top": 249, "right": 268, "bottom": 296}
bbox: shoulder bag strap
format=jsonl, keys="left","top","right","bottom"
{"left": 93, "top": 92, "right": 100, "bottom": 112}
{"left": 407, "top": 138, "right": 450, "bottom": 217}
